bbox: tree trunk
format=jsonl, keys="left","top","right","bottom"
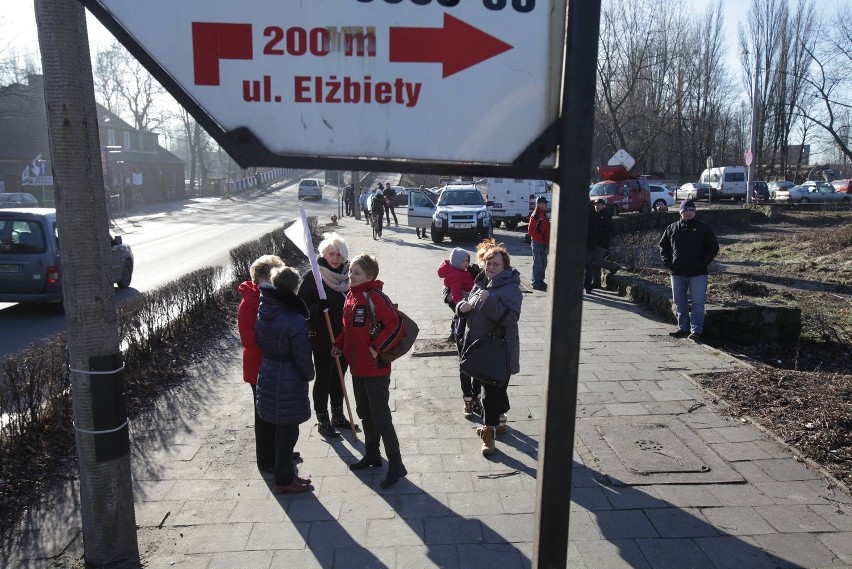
{"left": 34, "top": 0, "right": 138, "bottom": 564}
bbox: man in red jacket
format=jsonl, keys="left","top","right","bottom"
{"left": 528, "top": 196, "right": 550, "bottom": 291}
{"left": 238, "top": 254, "right": 286, "bottom": 471}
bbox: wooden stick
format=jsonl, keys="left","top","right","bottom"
{"left": 323, "top": 309, "right": 358, "bottom": 442}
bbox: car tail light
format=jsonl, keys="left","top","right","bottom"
{"left": 47, "top": 266, "right": 59, "bottom": 285}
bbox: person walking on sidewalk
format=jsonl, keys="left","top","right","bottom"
{"left": 238, "top": 254, "right": 285, "bottom": 472}
{"left": 297, "top": 233, "right": 353, "bottom": 439}
{"left": 415, "top": 185, "right": 430, "bottom": 239}
{"left": 344, "top": 183, "right": 355, "bottom": 216}
{"left": 585, "top": 198, "right": 621, "bottom": 293}
{"left": 658, "top": 199, "right": 719, "bottom": 343}
{"left": 359, "top": 187, "right": 371, "bottom": 224}
{"left": 438, "top": 248, "right": 482, "bottom": 418}
{"left": 332, "top": 254, "right": 408, "bottom": 489}
{"left": 457, "top": 244, "right": 523, "bottom": 456}
{"left": 369, "top": 186, "right": 385, "bottom": 238}
{"left": 383, "top": 182, "right": 399, "bottom": 226}
{"left": 528, "top": 196, "right": 550, "bottom": 291}
{"left": 255, "top": 266, "right": 315, "bottom": 494}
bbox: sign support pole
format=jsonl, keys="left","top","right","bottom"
{"left": 533, "top": 0, "right": 602, "bottom": 566}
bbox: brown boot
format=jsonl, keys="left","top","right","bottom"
{"left": 477, "top": 426, "right": 496, "bottom": 456}
{"left": 463, "top": 397, "right": 473, "bottom": 417}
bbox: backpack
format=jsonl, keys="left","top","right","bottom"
{"left": 365, "top": 291, "right": 419, "bottom": 364}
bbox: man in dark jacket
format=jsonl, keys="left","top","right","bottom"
{"left": 585, "top": 198, "right": 621, "bottom": 293}
{"left": 383, "top": 182, "right": 398, "bottom": 226}
{"left": 658, "top": 199, "right": 719, "bottom": 342}
{"left": 528, "top": 196, "right": 550, "bottom": 291}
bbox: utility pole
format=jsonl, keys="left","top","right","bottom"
{"left": 34, "top": 0, "right": 139, "bottom": 564}
{"left": 745, "top": 48, "right": 760, "bottom": 205}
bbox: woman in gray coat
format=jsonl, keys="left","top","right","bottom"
{"left": 457, "top": 243, "right": 522, "bottom": 456}
{"left": 256, "top": 266, "right": 316, "bottom": 493}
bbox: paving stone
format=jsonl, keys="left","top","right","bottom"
{"left": 754, "top": 458, "right": 820, "bottom": 482}
{"left": 499, "top": 489, "right": 536, "bottom": 514}
{"left": 710, "top": 426, "right": 764, "bottom": 443}
{"left": 395, "top": 493, "right": 452, "bottom": 519}
{"left": 605, "top": 486, "right": 665, "bottom": 510}
{"left": 752, "top": 533, "right": 847, "bottom": 568}
{"left": 174, "top": 523, "right": 253, "bottom": 554}
{"left": 755, "top": 505, "right": 837, "bottom": 532}
{"left": 332, "top": 546, "right": 397, "bottom": 568}
{"left": 171, "top": 500, "right": 238, "bottom": 526}
{"left": 709, "top": 441, "right": 773, "bottom": 462}
{"left": 479, "top": 513, "right": 534, "bottom": 543}
{"left": 205, "top": 550, "right": 274, "bottom": 569}
{"left": 753, "top": 480, "right": 831, "bottom": 505}
{"left": 338, "top": 493, "right": 397, "bottom": 520}
{"left": 394, "top": 544, "right": 461, "bottom": 569}
{"left": 570, "top": 485, "right": 614, "bottom": 512}
{"left": 306, "top": 519, "right": 368, "bottom": 550}
{"left": 446, "top": 491, "right": 505, "bottom": 517}
{"left": 457, "top": 543, "right": 526, "bottom": 569}
{"left": 423, "top": 516, "right": 484, "bottom": 545}
{"left": 604, "top": 403, "right": 650, "bottom": 416}
{"left": 817, "top": 532, "right": 852, "bottom": 565}
{"left": 653, "top": 486, "right": 721, "bottom": 508}
{"left": 708, "top": 484, "right": 776, "bottom": 507}
{"left": 269, "top": 549, "right": 334, "bottom": 568}
{"left": 594, "top": 510, "right": 659, "bottom": 539}
{"left": 135, "top": 500, "right": 186, "bottom": 527}
{"left": 644, "top": 508, "right": 719, "bottom": 538}
{"left": 286, "top": 495, "right": 344, "bottom": 522}
{"left": 635, "top": 537, "right": 715, "bottom": 569}
{"left": 699, "top": 506, "right": 776, "bottom": 535}
{"left": 575, "top": 538, "right": 652, "bottom": 569}
{"left": 693, "top": 535, "right": 780, "bottom": 569}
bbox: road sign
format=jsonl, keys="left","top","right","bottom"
{"left": 607, "top": 149, "right": 635, "bottom": 170}
{"left": 745, "top": 150, "right": 753, "bottom": 167}
{"left": 84, "top": 1, "right": 565, "bottom": 170}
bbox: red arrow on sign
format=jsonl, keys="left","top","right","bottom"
{"left": 389, "top": 13, "right": 513, "bottom": 78}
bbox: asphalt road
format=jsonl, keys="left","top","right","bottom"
{"left": 0, "top": 174, "right": 348, "bottom": 358}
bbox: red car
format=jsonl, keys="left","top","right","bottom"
{"left": 831, "top": 179, "right": 851, "bottom": 194}
{"left": 589, "top": 165, "right": 651, "bottom": 216}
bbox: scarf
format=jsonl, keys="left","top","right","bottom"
{"left": 319, "top": 262, "right": 350, "bottom": 294}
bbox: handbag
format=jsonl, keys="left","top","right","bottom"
{"left": 365, "top": 291, "right": 420, "bottom": 364}
{"left": 459, "top": 310, "right": 511, "bottom": 387}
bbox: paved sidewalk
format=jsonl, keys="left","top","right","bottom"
{"left": 8, "top": 210, "right": 852, "bottom": 568}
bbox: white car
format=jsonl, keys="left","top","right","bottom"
{"left": 297, "top": 178, "right": 323, "bottom": 200}
{"left": 648, "top": 184, "right": 675, "bottom": 210}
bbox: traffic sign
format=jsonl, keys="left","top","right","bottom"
{"left": 745, "top": 150, "right": 753, "bottom": 167}
{"left": 83, "top": 0, "right": 565, "bottom": 170}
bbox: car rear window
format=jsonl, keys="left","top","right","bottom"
{"left": 301, "top": 180, "right": 318, "bottom": 187}
{"left": 0, "top": 220, "right": 47, "bottom": 253}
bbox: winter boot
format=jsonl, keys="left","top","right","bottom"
{"left": 316, "top": 411, "right": 340, "bottom": 438}
{"left": 331, "top": 406, "right": 353, "bottom": 430}
{"left": 476, "top": 426, "right": 496, "bottom": 456}
{"left": 496, "top": 414, "right": 508, "bottom": 435}
{"left": 463, "top": 397, "right": 473, "bottom": 417}
{"left": 380, "top": 458, "right": 408, "bottom": 489}
{"left": 470, "top": 396, "right": 483, "bottom": 417}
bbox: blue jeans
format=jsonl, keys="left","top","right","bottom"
{"left": 531, "top": 241, "right": 548, "bottom": 287}
{"left": 670, "top": 274, "right": 708, "bottom": 333}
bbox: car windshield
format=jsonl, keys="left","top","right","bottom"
{"left": 589, "top": 182, "right": 617, "bottom": 196}
{"left": 438, "top": 190, "right": 484, "bottom": 206}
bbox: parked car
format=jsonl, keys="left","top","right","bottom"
{"left": 774, "top": 181, "right": 852, "bottom": 204}
{"left": 648, "top": 183, "right": 675, "bottom": 209}
{"left": 767, "top": 181, "right": 795, "bottom": 199}
{"left": 297, "top": 178, "right": 323, "bottom": 200}
{"left": 752, "top": 181, "right": 770, "bottom": 201}
{"left": 407, "top": 184, "right": 491, "bottom": 243}
{"left": 700, "top": 166, "right": 747, "bottom": 200}
{"left": 831, "top": 179, "right": 851, "bottom": 194}
{"left": 0, "top": 208, "right": 133, "bottom": 311}
{"left": 588, "top": 165, "right": 651, "bottom": 216}
{"left": 676, "top": 182, "right": 713, "bottom": 201}
{"left": 0, "top": 193, "right": 39, "bottom": 208}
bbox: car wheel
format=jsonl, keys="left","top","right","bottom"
{"left": 653, "top": 199, "right": 667, "bottom": 210}
{"left": 117, "top": 260, "right": 133, "bottom": 288}
{"left": 610, "top": 205, "right": 619, "bottom": 217}
{"left": 798, "top": 197, "right": 809, "bottom": 204}
{"left": 506, "top": 220, "right": 519, "bottom": 230}
{"left": 431, "top": 230, "right": 444, "bottom": 244}
{"left": 687, "top": 193, "right": 694, "bottom": 200}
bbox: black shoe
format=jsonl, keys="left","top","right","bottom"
{"left": 380, "top": 463, "right": 408, "bottom": 489}
{"left": 669, "top": 329, "right": 690, "bottom": 338}
{"left": 292, "top": 451, "right": 301, "bottom": 461}
{"left": 331, "top": 406, "right": 352, "bottom": 430}
{"left": 688, "top": 332, "right": 702, "bottom": 343}
{"left": 316, "top": 411, "right": 341, "bottom": 438}
{"left": 349, "top": 456, "right": 382, "bottom": 471}
{"left": 585, "top": 288, "right": 593, "bottom": 294}
{"left": 532, "top": 284, "right": 547, "bottom": 291}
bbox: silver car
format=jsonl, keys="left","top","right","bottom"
{"left": 297, "top": 178, "right": 323, "bottom": 200}
{"left": 774, "top": 182, "right": 852, "bottom": 204}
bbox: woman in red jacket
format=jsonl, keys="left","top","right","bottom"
{"left": 238, "top": 254, "right": 284, "bottom": 471}
{"left": 332, "top": 253, "right": 407, "bottom": 489}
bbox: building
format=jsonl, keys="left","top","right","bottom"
{"left": 0, "top": 75, "right": 184, "bottom": 207}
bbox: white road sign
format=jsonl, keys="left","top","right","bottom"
{"left": 92, "top": 0, "right": 563, "bottom": 166}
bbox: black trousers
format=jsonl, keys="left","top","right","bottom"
{"left": 385, "top": 205, "right": 398, "bottom": 225}
{"left": 313, "top": 347, "right": 348, "bottom": 412}
{"left": 353, "top": 376, "right": 401, "bottom": 463}
{"left": 274, "top": 424, "right": 300, "bottom": 485}
{"left": 482, "top": 382, "right": 510, "bottom": 427}
{"left": 251, "top": 384, "right": 277, "bottom": 469}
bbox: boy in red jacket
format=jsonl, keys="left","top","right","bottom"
{"left": 437, "top": 248, "right": 482, "bottom": 417}
{"left": 528, "top": 196, "right": 550, "bottom": 291}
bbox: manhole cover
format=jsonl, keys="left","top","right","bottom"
{"left": 576, "top": 416, "right": 744, "bottom": 485}
{"left": 598, "top": 423, "right": 710, "bottom": 475}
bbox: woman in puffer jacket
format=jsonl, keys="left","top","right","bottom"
{"left": 255, "top": 266, "right": 315, "bottom": 494}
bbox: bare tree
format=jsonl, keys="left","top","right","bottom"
{"left": 92, "top": 40, "right": 166, "bottom": 132}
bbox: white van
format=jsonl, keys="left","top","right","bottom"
{"left": 485, "top": 178, "right": 548, "bottom": 229}
{"left": 699, "top": 166, "right": 747, "bottom": 200}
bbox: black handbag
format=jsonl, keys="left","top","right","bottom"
{"left": 459, "top": 310, "right": 511, "bottom": 387}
